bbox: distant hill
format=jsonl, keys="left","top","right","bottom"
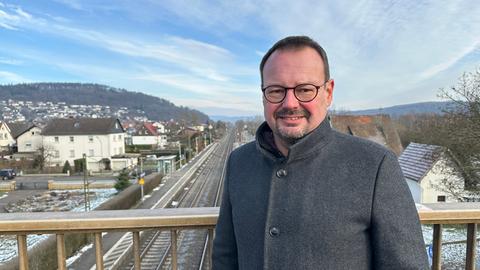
{"left": 210, "top": 115, "right": 263, "bottom": 123}
{"left": 211, "top": 101, "right": 457, "bottom": 123}
{"left": 0, "top": 83, "right": 209, "bottom": 122}
{"left": 343, "top": 101, "right": 454, "bottom": 117}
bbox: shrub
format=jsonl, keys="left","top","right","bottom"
{"left": 62, "top": 161, "right": 72, "bottom": 175}
{"left": 114, "top": 169, "right": 131, "bottom": 191}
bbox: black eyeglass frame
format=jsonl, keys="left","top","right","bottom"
{"left": 261, "top": 80, "right": 330, "bottom": 104}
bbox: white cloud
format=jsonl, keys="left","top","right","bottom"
{"left": 2, "top": 0, "right": 480, "bottom": 115}
{"left": 420, "top": 38, "right": 480, "bottom": 80}
{"left": 0, "top": 21, "right": 16, "bottom": 30}
{"left": 0, "top": 70, "right": 27, "bottom": 82}
{"left": 0, "top": 57, "right": 23, "bottom": 65}
{"left": 53, "top": 0, "right": 84, "bottom": 11}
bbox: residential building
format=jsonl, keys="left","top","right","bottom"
{"left": 399, "top": 142, "right": 467, "bottom": 203}
{"left": 330, "top": 114, "right": 404, "bottom": 156}
{"left": 42, "top": 118, "right": 126, "bottom": 171}
{"left": 131, "top": 122, "right": 167, "bottom": 149}
{"left": 16, "top": 125, "right": 42, "bottom": 153}
{"left": 0, "top": 121, "right": 38, "bottom": 153}
{"left": 0, "top": 122, "right": 15, "bottom": 152}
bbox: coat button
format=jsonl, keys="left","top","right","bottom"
{"left": 276, "top": 169, "right": 287, "bottom": 178}
{"left": 269, "top": 227, "right": 280, "bottom": 237}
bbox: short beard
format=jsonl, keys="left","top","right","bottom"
{"left": 274, "top": 128, "right": 305, "bottom": 146}
{"left": 273, "top": 108, "right": 311, "bottom": 146}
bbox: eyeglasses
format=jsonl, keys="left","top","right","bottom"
{"left": 261, "top": 81, "right": 329, "bottom": 104}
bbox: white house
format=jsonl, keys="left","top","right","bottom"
{"left": 0, "top": 121, "right": 39, "bottom": 153}
{"left": 399, "top": 142, "right": 467, "bottom": 203}
{"left": 41, "top": 118, "right": 126, "bottom": 171}
{"left": 152, "top": 122, "right": 166, "bottom": 133}
{"left": 17, "top": 126, "right": 43, "bottom": 153}
{"left": 0, "top": 122, "right": 16, "bottom": 151}
{"left": 131, "top": 122, "right": 167, "bottom": 149}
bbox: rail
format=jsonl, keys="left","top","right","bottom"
{"left": 420, "top": 203, "right": 480, "bottom": 270}
{"left": 0, "top": 205, "right": 478, "bottom": 270}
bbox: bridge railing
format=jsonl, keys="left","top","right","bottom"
{"left": 0, "top": 205, "right": 478, "bottom": 270}
{"left": 419, "top": 203, "right": 480, "bottom": 270}
{"left": 0, "top": 208, "right": 218, "bottom": 270}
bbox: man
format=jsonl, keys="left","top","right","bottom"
{"left": 212, "top": 36, "right": 428, "bottom": 269}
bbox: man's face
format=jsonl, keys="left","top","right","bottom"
{"left": 262, "top": 47, "right": 334, "bottom": 144}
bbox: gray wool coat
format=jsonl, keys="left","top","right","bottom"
{"left": 212, "top": 119, "right": 429, "bottom": 270}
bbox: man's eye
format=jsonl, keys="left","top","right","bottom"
{"left": 268, "top": 88, "right": 284, "bottom": 95}
{"left": 297, "top": 87, "right": 314, "bottom": 93}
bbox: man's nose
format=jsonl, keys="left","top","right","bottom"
{"left": 281, "top": 89, "right": 300, "bottom": 109}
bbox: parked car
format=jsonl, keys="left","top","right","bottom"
{"left": 0, "top": 169, "right": 15, "bottom": 180}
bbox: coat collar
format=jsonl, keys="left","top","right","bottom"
{"left": 255, "top": 117, "right": 333, "bottom": 162}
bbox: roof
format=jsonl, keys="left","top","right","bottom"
{"left": 143, "top": 123, "right": 158, "bottom": 136}
{"left": 5, "top": 122, "right": 36, "bottom": 139}
{"left": 42, "top": 118, "right": 124, "bottom": 136}
{"left": 398, "top": 142, "right": 444, "bottom": 182}
{"left": 331, "top": 115, "right": 404, "bottom": 155}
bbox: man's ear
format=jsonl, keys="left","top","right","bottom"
{"left": 326, "top": 79, "right": 334, "bottom": 106}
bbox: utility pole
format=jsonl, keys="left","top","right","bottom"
{"left": 178, "top": 142, "right": 182, "bottom": 167}
{"left": 139, "top": 157, "right": 145, "bottom": 200}
{"left": 187, "top": 134, "right": 191, "bottom": 159}
{"left": 195, "top": 136, "right": 199, "bottom": 155}
{"left": 208, "top": 124, "right": 213, "bottom": 144}
{"left": 83, "top": 153, "right": 89, "bottom": 211}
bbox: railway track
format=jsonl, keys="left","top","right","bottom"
{"left": 87, "top": 130, "right": 235, "bottom": 270}
{"left": 123, "top": 131, "right": 233, "bottom": 270}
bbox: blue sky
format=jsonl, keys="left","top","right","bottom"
{"left": 0, "top": 1, "right": 479, "bottom": 117}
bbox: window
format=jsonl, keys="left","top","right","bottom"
{"left": 89, "top": 136, "right": 94, "bottom": 143}
{"left": 31, "top": 131, "right": 35, "bottom": 135}
{"left": 437, "top": 195, "right": 446, "bottom": 202}
{"left": 69, "top": 136, "right": 74, "bottom": 142}
{"left": 89, "top": 149, "right": 94, "bottom": 157}
{"left": 118, "top": 134, "right": 122, "bottom": 141}
{"left": 25, "top": 142, "right": 32, "bottom": 148}
{"left": 69, "top": 150, "right": 75, "bottom": 158}
{"left": 54, "top": 136, "right": 59, "bottom": 143}
{"left": 119, "top": 147, "right": 123, "bottom": 153}
{"left": 54, "top": 150, "right": 60, "bottom": 158}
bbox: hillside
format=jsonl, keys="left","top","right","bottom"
{"left": 344, "top": 101, "right": 455, "bottom": 117}
{"left": 0, "top": 83, "right": 209, "bottom": 122}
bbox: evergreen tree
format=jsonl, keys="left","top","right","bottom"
{"left": 62, "top": 161, "right": 72, "bottom": 175}
{"left": 114, "top": 169, "right": 131, "bottom": 191}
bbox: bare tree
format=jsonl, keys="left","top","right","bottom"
{"left": 34, "top": 144, "right": 55, "bottom": 171}
{"left": 439, "top": 68, "right": 480, "bottom": 190}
